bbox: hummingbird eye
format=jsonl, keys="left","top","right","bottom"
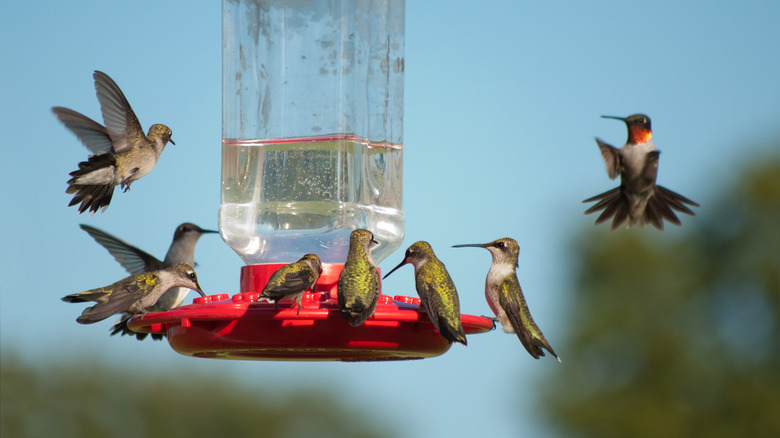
{"left": 188, "top": 272, "right": 196, "bottom": 280}
{"left": 496, "top": 241, "right": 505, "bottom": 248}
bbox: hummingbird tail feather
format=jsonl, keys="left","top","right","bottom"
{"left": 67, "top": 154, "right": 117, "bottom": 214}
{"left": 516, "top": 328, "right": 543, "bottom": 359}
{"left": 539, "top": 339, "right": 561, "bottom": 363}
{"left": 644, "top": 186, "right": 698, "bottom": 230}
{"left": 438, "top": 317, "right": 467, "bottom": 346}
{"left": 655, "top": 185, "right": 699, "bottom": 213}
{"left": 110, "top": 314, "right": 157, "bottom": 341}
{"left": 67, "top": 183, "right": 115, "bottom": 214}
{"left": 342, "top": 299, "right": 378, "bottom": 327}
{"left": 583, "top": 187, "right": 629, "bottom": 230}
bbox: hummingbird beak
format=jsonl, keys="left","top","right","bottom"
{"left": 193, "top": 283, "right": 206, "bottom": 297}
{"left": 452, "top": 243, "right": 487, "bottom": 249}
{"left": 382, "top": 259, "right": 407, "bottom": 280}
{"left": 600, "top": 115, "right": 626, "bottom": 121}
{"left": 169, "top": 139, "right": 176, "bottom": 145}
{"left": 201, "top": 229, "right": 219, "bottom": 234}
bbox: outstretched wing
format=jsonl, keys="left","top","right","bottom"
{"left": 51, "top": 106, "right": 114, "bottom": 155}
{"left": 93, "top": 70, "right": 143, "bottom": 154}
{"left": 80, "top": 224, "right": 164, "bottom": 274}
{"left": 596, "top": 138, "right": 621, "bottom": 180}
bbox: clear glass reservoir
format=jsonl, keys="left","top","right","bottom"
{"left": 220, "top": 0, "right": 405, "bottom": 265}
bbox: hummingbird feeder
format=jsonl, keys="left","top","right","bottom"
{"left": 128, "top": 0, "right": 493, "bottom": 361}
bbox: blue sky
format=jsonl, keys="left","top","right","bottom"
{"left": 2, "top": 1, "right": 779, "bottom": 437}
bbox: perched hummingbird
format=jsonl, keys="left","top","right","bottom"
{"left": 338, "top": 229, "right": 381, "bottom": 327}
{"left": 453, "top": 238, "right": 559, "bottom": 361}
{"left": 260, "top": 254, "right": 323, "bottom": 312}
{"left": 80, "top": 222, "right": 217, "bottom": 340}
{"left": 52, "top": 70, "right": 175, "bottom": 215}
{"left": 62, "top": 264, "right": 205, "bottom": 325}
{"left": 583, "top": 114, "right": 699, "bottom": 230}
{"left": 384, "top": 241, "right": 467, "bottom": 346}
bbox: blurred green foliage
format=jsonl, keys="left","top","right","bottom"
{"left": 541, "top": 156, "right": 780, "bottom": 437}
{"left": 1, "top": 354, "right": 395, "bottom": 438}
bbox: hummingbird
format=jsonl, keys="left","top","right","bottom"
{"left": 52, "top": 70, "right": 175, "bottom": 215}
{"left": 62, "top": 264, "right": 205, "bottom": 325}
{"left": 583, "top": 114, "right": 699, "bottom": 230}
{"left": 453, "top": 238, "right": 559, "bottom": 361}
{"left": 260, "top": 254, "right": 323, "bottom": 312}
{"left": 337, "top": 229, "right": 381, "bottom": 327}
{"left": 384, "top": 241, "right": 467, "bottom": 346}
{"left": 80, "top": 222, "right": 217, "bottom": 340}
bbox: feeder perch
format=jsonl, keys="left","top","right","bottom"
{"left": 128, "top": 264, "right": 494, "bottom": 361}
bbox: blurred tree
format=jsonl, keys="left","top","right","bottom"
{"left": 0, "top": 354, "right": 395, "bottom": 438}
{"left": 541, "top": 156, "right": 780, "bottom": 437}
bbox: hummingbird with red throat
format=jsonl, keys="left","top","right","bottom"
{"left": 583, "top": 114, "right": 699, "bottom": 230}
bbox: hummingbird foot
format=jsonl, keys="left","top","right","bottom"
{"left": 480, "top": 315, "right": 498, "bottom": 330}
{"left": 120, "top": 170, "right": 139, "bottom": 192}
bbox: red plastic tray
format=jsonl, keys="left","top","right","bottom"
{"left": 127, "top": 263, "right": 494, "bottom": 361}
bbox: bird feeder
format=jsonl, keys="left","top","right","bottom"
{"left": 128, "top": 264, "right": 493, "bottom": 361}
{"left": 128, "top": 0, "right": 493, "bottom": 361}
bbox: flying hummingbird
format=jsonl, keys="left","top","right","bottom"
{"left": 384, "top": 241, "right": 467, "bottom": 346}
{"left": 338, "top": 229, "right": 381, "bottom": 327}
{"left": 583, "top": 114, "right": 699, "bottom": 230}
{"left": 80, "top": 222, "right": 217, "bottom": 340}
{"left": 260, "top": 254, "right": 323, "bottom": 312}
{"left": 62, "top": 264, "right": 205, "bottom": 325}
{"left": 52, "top": 70, "right": 175, "bottom": 215}
{"left": 453, "top": 238, "right": 559, "bottom": 361}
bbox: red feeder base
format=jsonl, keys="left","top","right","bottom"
{"left": 127, "top": 263, "right": 494, "bottom": 361}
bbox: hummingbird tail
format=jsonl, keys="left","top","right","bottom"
{"left": 582, "top": 187, "right": 630, "bottom": 230}
{"left": 109, "top": 314, "right": 162, "bottom": 341}
{"left": 584, "top": 184, "right": 698, "bottom": 231}
{"left": 67, "top": 154, "right": 117, "bottom": 214}
{"left": 638, "top": 185, "right": 699, "bottom": 230}
{"left": 438, "top": 317, "right": 467, "bottom": 346}
{"left": 340, "top": 298, "right": 379, "bottom": 327}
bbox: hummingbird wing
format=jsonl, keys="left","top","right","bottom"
{"left": 93, "top": 71, "right": 143, "bottom": 154}
{"left": 51, "top": 107, "right": 114, "bottom": 155}
{"left": 642, "top": 150, "right": 660, "bottom": 183}
{"left": 76, "top": 273, "right": 160, "bottom": 324}
{"left": 338, "top": 262, "right": 381, "bottom": 327}
{"left": 80, "top": 224, "right": 164, "bottom": 274}
{"left": 416, "top": 262, "right": 467, "bottom": 345}
{"left": 498, "top": 273, "right": 560, "bottom": 361}
{"left": 595, "top": 138, "right": 621, "bottom": 180}
{"left": 261, "top": 263, "right": 316, "bottom": 299}
{"left": 62, "top": 285, "right": 112, "bottom": 303}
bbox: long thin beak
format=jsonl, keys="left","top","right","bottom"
{"left": 600, "top": 115, "right": 625, "bottom": 121}
{"left": 169, "top": 139, "right": 176, "bottom": 145}
{"left": 201, "top": 229, "right": 219, "bottom": 234}
{"left": 382, "top": 260, "right": 407, "bottom": 280}
{"left": 452, "top": 243, "right": 487, "bottom": 248}
{"left": 193, "top": 283, "right": 206, "bottom": 297}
